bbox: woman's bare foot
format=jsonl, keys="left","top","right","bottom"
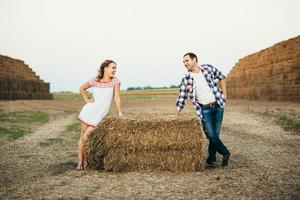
{"left": 76, "top": 162, "right": 84, "bottom": 170}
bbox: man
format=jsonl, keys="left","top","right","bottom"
{"left": 176, "top": 52, "right": 230, "bottom": 168}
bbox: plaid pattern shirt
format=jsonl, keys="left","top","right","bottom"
{"left": 176, "top": 64, "right": 226, "bottom": 119}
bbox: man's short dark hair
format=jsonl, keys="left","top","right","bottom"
{"left": 183, "top": 52, "right": 198, "bottom": 63}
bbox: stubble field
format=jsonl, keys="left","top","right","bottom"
{"left": 0, "top": 89, "right": 299, "bottom": 199}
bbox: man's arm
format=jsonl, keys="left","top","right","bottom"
{"left": 212, "top": 65, "right": 227, "bottom": 101}
{"left": 213, "top": 65, "right": 226, "bottom": 81}
{"left": 176, "top": 77, "right": 188, "bottom": 115}
{"left": 219, "top": 79, "right": 227, "bottom": 101}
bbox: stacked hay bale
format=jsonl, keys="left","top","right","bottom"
{"left": 86, "top": 115, "right": 204, "bottom": 172}
{"left": 0, "top": 55, "right": 53, "bottom": 100}
{"left": 226, "top": 35, "right": 300, "bottom": 102}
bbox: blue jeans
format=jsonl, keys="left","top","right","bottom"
{"left": 200, "top": 104, "right": 230, "bottom": 164}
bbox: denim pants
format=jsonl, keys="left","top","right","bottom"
{"left": 200, "top": 104, "right": 230, "bottom": 164}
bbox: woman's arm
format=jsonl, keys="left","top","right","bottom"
{"left": 113, "top": 83, "right": 122, "bottom": 116}
{"left": 79, "top": 82, "right": 92, "bottom": 104}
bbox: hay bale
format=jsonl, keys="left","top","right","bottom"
{"left": 86, "top": 115, "right": 204, "bottom": 172}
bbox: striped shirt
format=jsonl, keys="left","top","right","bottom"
{"left": 176, "top": 64, "right": 226, "bottom": 119}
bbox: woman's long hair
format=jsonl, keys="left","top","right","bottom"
{"left": 97, "top": 60, "right": 116, "bottom": 80}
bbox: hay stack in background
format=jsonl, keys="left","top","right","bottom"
{"left": 86, "top": 115, "right": 204, "bottom": 172}
{"left": 226, "top": 35, "right": 300, "bottom": 102}
{"left": 0, "top": 55, "right": 53, "bottom": 100}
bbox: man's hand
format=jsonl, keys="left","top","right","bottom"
{"left": 185, "top": 86, "right": 192, "bottom": 93}
{"left": 223, "top": 93, "right": 227, "bottom": 102}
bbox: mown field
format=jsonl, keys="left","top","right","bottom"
{"left": 0, "top": 90, "right": 299, "bottom": 199}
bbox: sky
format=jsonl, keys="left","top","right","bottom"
{"left": 0, "top": 0, "right": 299, "bottom": 92}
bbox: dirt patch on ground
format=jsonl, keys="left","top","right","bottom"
{"left": 0, "top": 98, "right": 299, "bottom": 199}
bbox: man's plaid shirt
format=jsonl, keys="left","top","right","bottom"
{"left": 176, "top": 64, "right": 226, "bottom": 119}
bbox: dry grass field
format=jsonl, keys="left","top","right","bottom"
{"left": 0, "top": 89, "right": 299, "bottom": 199}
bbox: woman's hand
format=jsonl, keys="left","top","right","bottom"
{"left": 85, "top": 98, "right": 94, "bottom": 104}
{"left": 82, "top": 95, "right": 94, "bottom": 104}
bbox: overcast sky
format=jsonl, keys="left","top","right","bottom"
{"left": 1, "top": 0, "right": 299, "bottom": 92}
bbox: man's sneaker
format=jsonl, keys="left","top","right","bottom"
{"left": 222, "top": 153, "right": 230, "bottom": 167}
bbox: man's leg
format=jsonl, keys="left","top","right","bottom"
{"left": 201, "top": 107, "right": 217, "bottom": 165}
{"left": 214, "top": 106, "right": 230, "bottom": 155}
{"left": 208, "top": 142, "right": 216, "bottom": 162}
{"left": 202, "top": 105, "right": 230, "bottom": 166}
{"left": 214, "top": 106, "right": 230, "bottom": 166}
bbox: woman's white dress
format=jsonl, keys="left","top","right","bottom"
{"left": 78, "top": 77, "right": 120, "bottom": 127}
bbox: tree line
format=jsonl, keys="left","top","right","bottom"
{"left": 126, "top": 85, "right": 179, "bottom": 91}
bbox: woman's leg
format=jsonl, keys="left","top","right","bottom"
{"left": 82, "top": 126, "right": 96, "bottom": 163}
{"left": 77, "top": 121, "right": 88, "bottom": 169}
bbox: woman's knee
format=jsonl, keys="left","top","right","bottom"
{"left": 82, "top": 126, "right": 95, "bottom": 143}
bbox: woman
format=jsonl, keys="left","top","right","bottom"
{"left": 77, "top": 59, "right": 122, "bottom": 170}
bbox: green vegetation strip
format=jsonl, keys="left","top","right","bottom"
{"left": 53, "top": 92, "right": 90, "bottom": 101}
{"left": 259, "top": 109, "right": 300, "bottom": 133}
{"left": 0, "top": 111, "right": 49, "bottom": 123}
{"left": 67, "top": 122, "right": 81, "bottom": 132}
{"left": 275, "top": 114, "right": 300, "bottom": 133}
{"left": 0, "top": 111, "right": 49, "bottom": 141}
{"left": 0, "top": 127, "right": 29, "bottom": 140}
{"left": 53, "top": 89, "right": 178, "bottom": 101}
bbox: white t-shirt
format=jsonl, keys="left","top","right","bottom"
{"left": 191, "top": 72, "right": 216, "bottom": 104}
